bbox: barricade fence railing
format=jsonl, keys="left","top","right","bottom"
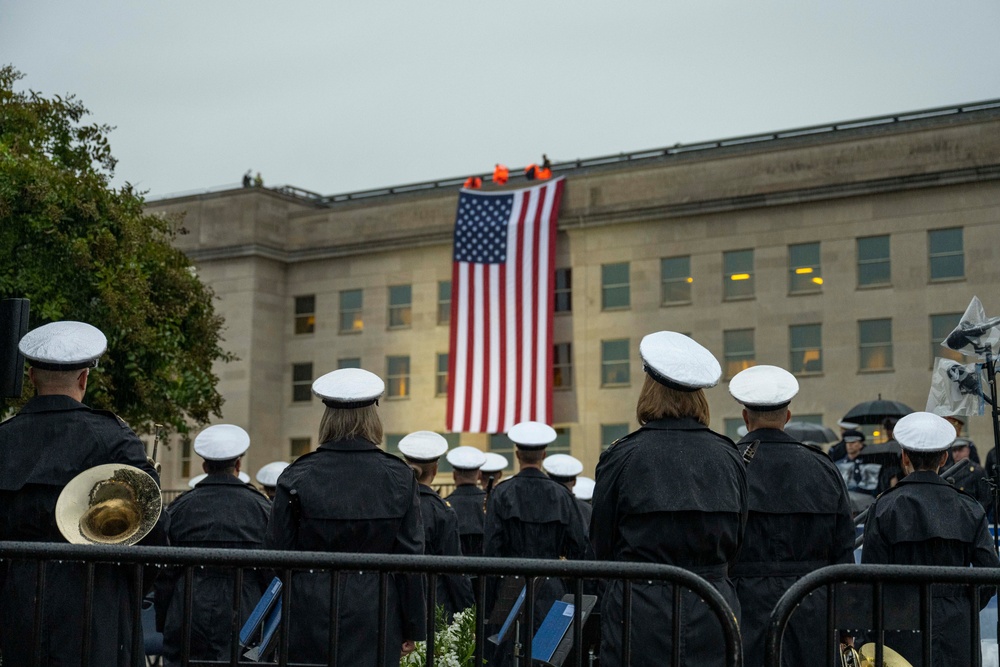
{"left": 765, "top": 563, "right": 1000, "bottom": 667}
{"left": 0, "top": 541, "right": 741, "bottom": 667}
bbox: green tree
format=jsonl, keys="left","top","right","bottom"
{"left": 0, "top": 65, "right": 232, "bottom": 435}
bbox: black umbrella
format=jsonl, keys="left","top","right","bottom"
{"left": 784, "top": 421, "right": 838, "bottom": 444}
{"left": 842, "top": 395, "right": 914, "bottom": 425}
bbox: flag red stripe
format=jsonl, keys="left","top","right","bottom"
{"left": 495, "top": 263, "right": 507, "bottom": 433}
{"left": 513, "top": 191, "right": 528, "bottom": 425}
{"left": 544, "top": 180, "right": 564, "bottom": 424}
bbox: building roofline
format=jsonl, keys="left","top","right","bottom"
{"left": 148, "top": 98, "right": 1000, "bottom": 207}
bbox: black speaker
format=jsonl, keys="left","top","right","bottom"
{"left": 0, "top": 299, "right": 30, "bottom": 399}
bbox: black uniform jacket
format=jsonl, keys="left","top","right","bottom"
{"left": 733, "top": 428, "right": 855, "bottom": 667}
{"left": 418, "top": 484, "right": 474, "bottom": 616}
{"left": 591, "top": 417, "right": 748, "bottom": 667}
{"left": 575, "top": 497, "right": 592, "bottom": 539}
{"left": 862, "top": 470, "right": 1000, "bottom": 667}
{"left": 0, "top": 394, "right": 168, "bottom": 667}
{"left": 265, "top": 437, "right": 426, "bottom": 667}
{"left": 944, "top": 459, "right": 991, "bottom": 512}
{"left": 156, "top": 474, "right": 271, "bottom": 662}
{"left": 447, "top": 483, "right": 486, "bottom": 556}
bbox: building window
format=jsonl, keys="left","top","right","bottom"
{"left": 928, "top": 228, "right": 964, "bottom": 281}
{"left": 436, "top": 353, "right": 449, "bottom": 396}
{"left": 857, "top": 235, "right": 890, "bottom": 287}
{"left": 553, "top": 343, "right": 573, "bottom": 390}
{"left": 859, "top": 319, "right": 893, "bottom": 371}
{"left": 385, "top": 433, "right": 404, "bottom": 458}
{"left": 601, "top": 338, "right": 630, "bottom": 386}
{"left": 292, "top": 363, "right": 313, "bottom": 402}
{"left": 388, "top": 284, "right": 412, "bottom": 329}
{"left": 290, "top": 437, "right": 311, "bottom": 460}
{"left": 339, "top": 289, "right": 363, "bottom": 333}
{"left": 294, "top": 295, "right": 316, "bottom": 334}
{"left": 437, "top": 433, "right": 460, "bottom": 473}
{"left": 789, "top": 324, "right": 823, "bottom": 374}
{"left": 601, "top": 423, "right": 629, "bottom": 450}
{"left": 387, "top": 355, "right": 410, "bottom": 398}
{"left": 555, "top": 268, "right": 572, "bottom": 313}
{"left": 930, "top": 313, "right": 965, "bottom": 364}
{"left": 601, "top": 262, "right": 630, "bottom": 310}
{"left": 723, "top": 329, "right": 755, "bottom": 379}
{"left": 181, "top": 439, "right": 192, "bottom": 478}
{"left": 789, "top": 242, "right": 822, "bottom": 294}
{"left": 338, "top": 357, "right": 361, "bottom": 369}
{"left": 438, "top": 280, "right": 451, "bottom": 325}
{"left": 795, "top": 414, "right": 824, "bottom": 425}
{"left": 723, "top": 249, "right": 754, "bottom": 300}
{"left": 661, "top": 256, "right": 692, "bottom": 305}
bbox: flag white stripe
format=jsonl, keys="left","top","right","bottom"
{"left": 519, "top": 188, "right": 539, "bottom": 421}
{"left": 503, "top": 193, "right": 522, "bottom": 432}
{"left": 469, "top": 264, "right": 485, "bottom": 432}
{"left": 534, "top": 184, "right": 555, "bottom": 419}
{"left": 486, "top": 263, "right": 502, "bottom": 433}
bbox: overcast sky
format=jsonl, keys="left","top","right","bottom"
{"left": 3, "top": 1, "right": 999, "bottom": 199}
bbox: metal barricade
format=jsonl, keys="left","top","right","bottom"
{"left": 0, "top": 541, "right": 741, "bottom": 667}
{"left": 765, "top": 563, "right": 1000, "bottom": 667}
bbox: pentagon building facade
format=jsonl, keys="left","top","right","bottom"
{"left": 147, "top": 101, "right": 1000, "bottom": 491}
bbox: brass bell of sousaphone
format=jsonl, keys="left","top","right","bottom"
{"left": 857, "top": 643, "right": 914, "bottom": 667}
{"left": 56, "top": 463, "right": 162, "bottom": 546}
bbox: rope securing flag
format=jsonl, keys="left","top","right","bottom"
{"left": 446, "top": 177, "right": 566, "bottom": 434}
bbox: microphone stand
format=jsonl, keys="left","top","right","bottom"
{"left": 982, "top": 346, "right": 1000, "bottom": 556}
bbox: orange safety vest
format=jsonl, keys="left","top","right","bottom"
{"left": 537, "top": 167, "right": 552, "bottom": 180}
{"left": 524, "top": 164, "right": 539, "bottom": 180}
{"left": 493, "top": 164, "right": 509, "bottom": 185}
{"left": 464, "top": 176, "right": 482, "bottom": 189}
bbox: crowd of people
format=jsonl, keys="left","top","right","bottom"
{"left": 0, "top": 321, "right": 996, "bottom": 667}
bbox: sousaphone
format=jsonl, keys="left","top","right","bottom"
{"left": 56, "top": 463, "right": 162, "bottom": 546}
{"left": 842, "top": 642, "right": 914, "bottom": 667}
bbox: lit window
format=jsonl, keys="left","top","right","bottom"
{"left": 436, "top": 353, "right": 448, "bottom": 396}
{"left": 601, "top": 263, "right": 630, "bottom": 310}
{"left": 723, "top": 250, "right": 754, "bottom": 299}
{"left": 789, "top": 324, "right": 822, "bottom": 374}
{"left": 294, "top": 295, "right": 315, "bottom": 334}
{"left": 438, "top": 281, "right": 451, "bottom": 325}
{"left": 601, "top": 423, "right": 629, "bottom": 450}
{"left": 339, "top": 289, "right": 363, "bottom": 333}
{"left": 387, "top": 355, "right": 410, "bottom": 398}
{"left": 661, "top": 256, "right": 692, "bottom": 305}
{"left": 789, "top": 243, "right": 822, "bottom": 293}
{"left": 930, "top": 314, "right": 965, "bottom": 364}
{"left": 553, "top": 343, "right": 573, "bottom": 390}
{"left": 859, "top": 319, "right": 893, "bottom": 371}
{"left": 723, "top": 329, "right": 755, "bottom": 379}
{"left": 388, "top": 285, "right": 412, "bottom": 329}
{"left": 292, "top": 363, "right": 313, "bottom": 402}
{"left": 555, "top": 268, "right": 572, "bottom": 313}
{"left": 928, "top": 228, "right": 964, "bottom": 281}
{"left": 857, "top": 236, "right": 890, "bottom": 287}
{"left": 601, "top": 339, "right": 630, "bottom": 386}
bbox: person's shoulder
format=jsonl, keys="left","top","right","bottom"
{"left": 86, "top": 407, "right": 137, "bottom": 431}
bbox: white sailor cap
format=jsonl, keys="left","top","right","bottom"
{"left": 508, "top": 421, "right": 557, "bottom": 449}
{"left": 446, "top": 446, "right": 487, "bottom": 470}
{"left": 193, "top": 424, "right": 250, "bottom": 461}
{"left": 951, "top": 437, "right": 972, "bottom": 450}
{"left": 19, "top": 321, "right": 107, "bottom": 371}
{"left": 398, "top": 431, "right": 449, "bottom": 462}
{"left": 838, "top": 420, "right": 860, "bottom": 430}
{"left": 481, "top": 452, "right": 509, "bottom": 473}
{"left": 729, "top": 365, "right": 799, "bottom": 411}
{"left": 238, "top": 471, "right": 251, "bottom": 483}
{"left": 188, "top": 473, "right": 207, "bottom": 488}
{"left": 256, "top": 461, "right": 290, "bottom": 487}
{"left": 894, "top": 412, "right": 956, "bottom": 452}
{"left": 574, "top": 476, "right": 595, "bottom": 501}
{"left": 542, "top": 454, "right": 584, "bottom": 480}
{"left": 312, "top": 368, "right": 384, "bottom": 408}
{"left": 736, "top": 425, "right": 749, "bottom": 438}
{"left": 640, "top": 331, "right": 721, "bottom": 391}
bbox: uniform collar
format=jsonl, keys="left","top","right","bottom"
{"left": 738, "top": 428, "right": 800, "bottom": 445}
{"left": 515, "top": 467, "right": 548, "bottom": 479}
{"left": 640, "top": 417, "right": 710, "bottom": 432}
{"left": 19, "top": 394, "right": 89, "bottom": 414}
{"left": 897, "top": 469, "right": 950, "bottom": 487}
{"left": 452, "top": 483, "right": 485, "bottom": 494}
{"left": 195, "top": 473, "right": 248, "bottom": 487}
{"left": 318, "top": 437, "right": 380, "bottom": 452}
{"left": 419, "top": 483, "right": 440, "bottom": 497}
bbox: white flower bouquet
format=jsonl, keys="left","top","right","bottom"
{"left": 402, "top": 605, "right": 479, "bottom": 667}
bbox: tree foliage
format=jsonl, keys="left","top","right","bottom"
{"left": 0, "top": 65, "right": 233, "bottom": 434}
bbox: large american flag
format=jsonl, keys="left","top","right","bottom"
{"left": 446, "top": 178, "right": 566, "bottom": 433}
